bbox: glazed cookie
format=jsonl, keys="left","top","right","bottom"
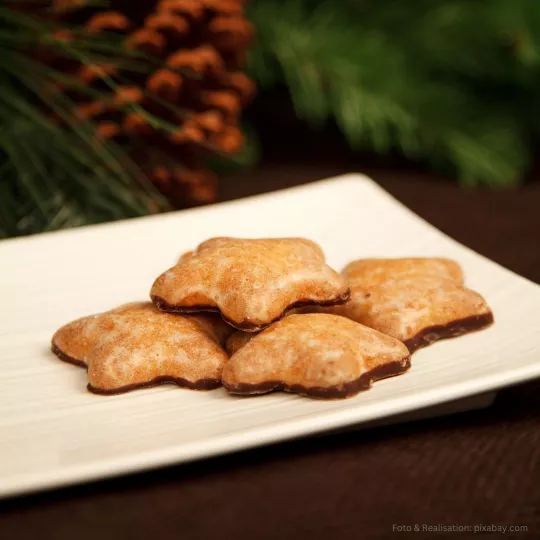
{"left": 224, "top": 306, "right": 318, "bottom": 354}
{"left": 52, "top": 302, "right": 232, "bottom": 394}
{"left": 151, "top": 237, "right": 350, "bottom": 331}
{"left": 222, "top": 313, "right": 411, "bottom": 399}
{"left": 177, "top": 250, "right": 195, "bottom": 263}
{"left": 329, "top": 258, "right": 493, "bottom": 352}
{"left": 226, "top": 330, "right": 253, "bottom": 355}
{"left": 343, "top": 258, "right": 464, "bottom": 285}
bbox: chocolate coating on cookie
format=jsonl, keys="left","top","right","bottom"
{"left": 328, "top": 258, "right": 493, "bottom": 352}
{"left": 225, "top": 359, "right": 411, "bottom": 399}
{"left": 222, "top": 313, "right": 411, "bottom": 399}
{"left": 52, "top": 343, "right": 221, "bottom": 394}
{"left": 404, "top": 312, "right": 494, "bottom": 353}
{"left": 151, "top": 237, "right": 350, "bottom": 331}
{"left": 51, "top": 302, "right": 232, "bottom": 394}
{"left": 152, "top": 289, "right": 350, "bottom": 332}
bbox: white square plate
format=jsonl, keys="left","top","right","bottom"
{"left": 1, "top": 173, "right": 539, "bottom": 498}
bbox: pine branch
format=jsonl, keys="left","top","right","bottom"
{"left": 247, "top": 0, "right": 534, "bottom": 187}
{"left": 0, "top": 6, "right": 169, "bottom": 238}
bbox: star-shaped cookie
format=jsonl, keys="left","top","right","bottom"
{"left": 51, "top": 302, "right": 232, "bottom": 394}
{"left": 151, "top": 237, "right": 350, "bottom": 331}
{"left": 222, "top": 313, "right": 411, "bottom": 399}
{"left": 328, "top": 258, "right": 493, "bottom": 352}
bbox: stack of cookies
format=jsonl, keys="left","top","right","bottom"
{"left": 52, "top": 237, "right": 493, "bottom": 399}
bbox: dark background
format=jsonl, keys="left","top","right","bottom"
{"left": 1, "top": 89, "right": 540, "bottom": 539}
{"left": 222, "top": 89, "right": 540, "bottom": 284}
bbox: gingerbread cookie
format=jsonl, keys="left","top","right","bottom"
{"left": 343, "top": 258, "right": 464, "bottom": 285}
{"left": 226, "top": 330, "right": 253, "bottom": 355}
{"left": 151, "top": 237, "right": 350, "bottom": 331}
{"left": 52, "top": 302, "right": 232, "bottom": 394}
{"left": 329, "top": 258, "right": 493, "bottom": 352}
{"left": 177, "top": 250, "right": 195, "bottom": 263}
{"left": 222, "top": 313, "right": 411, "bottom": 399}
{"left": 224, "top": 306, "right": 319, "bottom": 355}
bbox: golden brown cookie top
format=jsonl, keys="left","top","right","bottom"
{"left": 177, "top": 250, "right": 195, "bottom": 264}
{"left": 343, "top": 258, "right": 464, "bottom": 286}
{"left": 330, "top": 258, "right": 492, "bottom": 351}
{"left": 52, "top": 302, "right": 232, "bottom": 394}
{"left": 225, "top": 303, "right": 325, "bottom": 355}
{"left": 151, "top": 237, "right": 350, "bottom": 331}
{"left": 222, "top": 313, "right": 410, "bottom": 399}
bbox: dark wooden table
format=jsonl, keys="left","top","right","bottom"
{"left": 1, "top": 162, "right": 539, "bottom": 539}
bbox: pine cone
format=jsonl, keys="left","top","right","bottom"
{"left": 36, "top": 0, "right": 255, "bottom": 208}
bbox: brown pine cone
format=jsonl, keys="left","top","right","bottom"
{"left": 158, "top": 0, "right": 205, "bottom": 21}
{"left": 209, "top": 16, "right": 254, "bottom": 51}
{"left": 145, "top": 13, "right": 189, "bottom": 39}
{"left": 123, "top": 113, "right": 154, "bottom": 138}
{"left": 126, "top": 29, "right": 167, "bottom": 57}
{"left": 167, "top": 46, "right": 225, "bottom": 78}
{"left": 35, "top": 0, "right": 255, "bottom": 208}
{"left": 85, "top": 12, "right": 132, "bottom": 33}
{"left": 147, "top": 69, "right": 183, "bottom": 103}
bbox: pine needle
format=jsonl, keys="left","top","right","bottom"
{"left": 0, "top": 7, "right": 169, "bottom": 238}
{"left": 247, "top": 0, "right": 533, "bottom": 186}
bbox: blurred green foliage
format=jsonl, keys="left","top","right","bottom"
{"left": 247, "top": 0, "right": 540, "bottom": 186}
{"left": 2, "top": 0, "right": 540, "bottom": 238}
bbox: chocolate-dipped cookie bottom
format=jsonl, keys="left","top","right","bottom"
{"left": 404, "top": 312, "right": 494, "bottom": 353}
{"left": 224, "top": 357, "right": 411, "bottom": 400}
{"left": 151, "top": 288, "right": 351, "bottom": 332}
{"left": 51, "top": 342, "right": 87, "bottom": 368}
{"left": 51, "top": 343, "right": 221, "bottom": 395}
{"left": 87, "top": 376, "right": 221, "bottom": 395}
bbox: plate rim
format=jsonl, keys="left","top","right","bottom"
{"left": 2, "top": 172, "right": 539, "bottom": 498}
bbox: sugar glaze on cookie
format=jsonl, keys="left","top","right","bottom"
{"left": 51, "top": 302, "right": 232, "bottom": 394}
{"left": 151, "top": 237, "right": 350, "bottom": 331}
{"left": 222, "top": 313, "right": 411, "bottom": 399}
{"left": 329, "top": 258, "right": 493, "bottom": 352}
